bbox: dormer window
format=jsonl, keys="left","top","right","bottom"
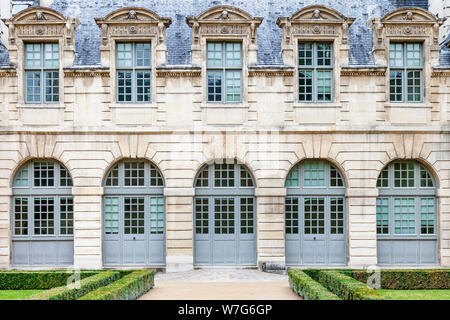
{"left": 389, "top": 42, "right": 423, "bottom": 102}
{"left": 24, "top": 43, "right": 60, "bottom": 103}
{"left": 207, "top": 42, "right": 242, "bottom": 103}
{"left": 116, "top": 42, "right": 151, "bottom": 103}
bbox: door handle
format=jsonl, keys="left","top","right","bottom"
{"left": 133, "top": 237, "right": 136, "bottom": 241}
{"left": 313, "top": 237, "right": 316, "bottom": 241}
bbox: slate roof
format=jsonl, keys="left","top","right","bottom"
{"left": 0, "top": 0, "right": 436, "bottom": 67}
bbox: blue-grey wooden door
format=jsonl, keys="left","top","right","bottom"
{"left": 103, "top": 195, "right": 165, "bottom": 266}
{"left": 285, "top": 196, "right": 346, "bottom": 265}
{"left": 194, "top": 196, "right": 256, "bottom": 265}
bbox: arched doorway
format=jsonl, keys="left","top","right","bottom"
{"left": 194, "top": 161, "right": 256, "bottom": 265}
{"left": 376, "top": 161, "right": 437, "bottom": 265}
{"left": 12, "top": 160, "right": 74, "bottom": 266}
{"left": 285, "top": 160, "right": 346, "bottom": 265}
{"left": 102, "top": 160, "right": 165, "bottom": 266}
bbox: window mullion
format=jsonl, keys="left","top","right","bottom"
{"left": 222, "top": 42, "right": 226, "bottom": 103}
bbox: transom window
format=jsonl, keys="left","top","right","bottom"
{"left": 195, "top": 163, "right": 254, "bottom": 189}
{"left": 25, "top": 43, "right": 59, "bottom": 103}
{"left": 298, "top": 42, "right": 333, "bottom": 102}
{"left": 207, "top": 42, "right": 242, "bottom": 103}
{"left": 376, "top": 161, "right": 436, "bottom": 236}
{"left": 389, "top": 42, "right": 423, "bottom": 102}
{"left": 12, "top": 160, "right": 73, "bottom": 238}
{"left": 286, "top": 160, "right": 344, "bottom": 188}
{"left": 116, "top": 42, "right": 151, "bottom": 103}
{"left": 105, "top": 161, "right": 163, "bottom": 187}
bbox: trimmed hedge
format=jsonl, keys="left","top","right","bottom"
{"left": 288, "top": 269, "right": 341, "bottom": 300}
{"left": 0, "top": 271, "right": 99, "bottom": 290}
{"left": 27, "top": 271, "right": 120, "bottom": 300}
{"left": 352, "top": 269, "right": 450, "bottom": 290}
{"left": 305, "top": 270, "right": 387, "bottom": 300}
{"left": 79, "top": 270, "right": 154, "bottom": 300}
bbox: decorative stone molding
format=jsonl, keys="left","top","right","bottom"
{"left": 63, "top": 68, "right": 110, "bottom": 78}
{"left": 368, "top": 7, "right": 444, "bottom": 67}
{"left": 248, "top": 69, "right": 294, "bottom": 77}
{"left": 156, "top": 69, "right": 202, "bottom": 78}
{"left": 0, "top": 69, "right": 17, "bottom": 77}
{"left": 431, "top": 68, "right": 450, "bottom": 78}
{"left": 277, "top": 5, "right": 355, "bottom": 67}
{"left": 341, "top": 67, "right": 387, "bottom": 77}
{"left": 3, "top": 7, "right": 79, "bottom": 67}
{"left": 186, "top": 6, "right": 263, "bottom": 66}
{"left": 95, "top": 7, "right": 172, "bottom": 66}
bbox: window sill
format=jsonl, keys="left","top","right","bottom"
{"left": 384, "top": 103, "right": 432, "bottom": 109}
{"left": 293, "top": 102, "right": 342, "bottom": 109}
{"left": 17, "top": 104, "right": 66, "bottom": 109}
{"left": 201, "top": 103, "right": 249, "bottom": 109}
{"left": 110, "top": 103, "right": 157, "bottom": 109}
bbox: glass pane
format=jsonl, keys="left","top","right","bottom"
{"left": 150, "top": 197, "right": 164, "bottom": 234}
{"left": 304, "top": 197, "right": 325, "bottom": 235}
{"left": 377, "top": 168, "right": 389, "bottom": 188}
{"left": 225, "top": 70, "right": 241, "bottom": 102}
{"left": 116, "top": 43, "right": 133, "bottom": 68}
{"left": 214, "top": 164, "right": 235, "bottom": 187}
{"left": 117, "top": 71, "right": 132, "bottom": 102}
{"left": 389, "top": 43, "right": 403, "bottom": 67}
{"left": 316, "top": 43, "right": 332, "bottom": 66}
{"left": 136, "top": 71, "right": 151, "bottom": 102}
{"left": 44, "top": 43, "right": 59, "bottom": 68}
{"left": 298, "top": 43, "right": 313, "bottom": 66}
{"left": 406, "top": 43, "right": 422, "bottom": 67}
{"left": 376, "top": 198, "right": 389, "bottom": 234}
{"left": 25, "top": 43, "right": 41, "bottom": 68}
{"left": 14, "top": 197, "right": 28, "bottom": 235}
{"left": 105, "top": 165, "right": 119, "bottom": 186}
{"left": 150, "top": 164, "right": 164, "bottom": 186}
{"left": 195, "top": 198, "right": 209, "bottom": 234}
{"left": 285, "top": 197, "right": 299, "bottom": 234}
{"left": 214, "top": 198, "right": 234, "bottom": 234}
{"left": 330, "top": 165, "right": 344, "bottom": 187}
{"left": 420, "top": 166, "right": 434, "bottom": 187}
{"left": 45, "top": 71, "right": 59, "bottom": 102}
{"left": 225, "top": 42, "right": 242, "bottom": 68}
{"left": 298, "top": 70, "right": 313, "bottom": 102}
{"left": 60, "top": 166, "right": 73, "bottom": 187}
{"left": 195, "top": 167, "right": 209, "bottom": 187}
{"left": 240, "top": 167, "right": 253, "bottom": 187}
{"left": 394, "top": 198, "right": 415, "bottom": 234}
{"left": 330, "top": 197, "right": 344, "bottom": 234}
{"left": 303, "top": 161, "right": 325, "bottom": 187}
{"left": 124, "top": 197, "right": 145, "bottom": 234}
{"left": 207, "top": 71, "right": 222, "bottom": 102}
{"left": 124, "top": 162, "right": 145, "bottom": 186}
{"left": 14, "top": 165, "right": 29, "bottom": 187}
{"left": 390, "top": 71, "right": 403, "bottom": 102}
{"left": 135, "top": 43, "right": 151, "bottom": 67}
{"left": 420, "top": 198, "right": 435, "bottom": 234}
{"left": 25, "top": 71, "right": 41, "bottom": 103}
{"left": 394, "top": 162, "right": 414, "bottom": 188}
{"left": 60, "top": 197, "right": 73, "bottom": 235}
{"left": 317, "top": 70, "right": 332, "bottom": 101}
{"left": 34, "top": 197, "right": 55, "bottom": 235}
{"left": 240, "top": 197, "right": 254, "bottom": 234}
{"left": 406, "top": 70, "right": 421, "bottom": 102}
{"left": 104, "top": 197, "right": 119, "bottom": 234}
{"left": 207, "top": 42, "right": 223, "bottom": 68}
{"left": 34, "top": 162, "right": 54, "bottom": 187}
{"left": 286, "top": 167, "right": 299, "bottom": 187}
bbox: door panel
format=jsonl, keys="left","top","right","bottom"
{"left": 285, "top": 196, "right": 346, "bottom": 266}
{"left": 194, "top": 196, "right": 256, "bottom": 265}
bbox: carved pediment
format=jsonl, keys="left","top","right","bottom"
{"left": 381, "top": 7, "right": 441, "bottom": 24}
{"left": 186, "top": 6, "right": 263, "bottom": 26}
{"left": 288, "top": 5, "right": 350, "bottom": 23}
{"left": 9, "top": 7, "right": 66, "bottom": 23}
{"left": 95, "top": 7, "right": 171, "bottom": 26}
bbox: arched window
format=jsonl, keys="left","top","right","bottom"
{"left": 285, "top": 160, "right": 346, "bottom": 266}
{"left": 376, "top": 161, "right": 437, "bottom": 265}
{"left": 12, "top": 160, "right": 73, "bottom": 266}
{"left": 194, "top": 161, "right": 256, "bottom": 265}
{"left": 102, "top": 160, "right": 165, "bottom": 266}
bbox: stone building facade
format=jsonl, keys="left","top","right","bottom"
{"left": 0, "top": 0, "right": 449, "bottom": 271}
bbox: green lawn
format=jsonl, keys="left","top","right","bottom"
{"left": 378, "top": 289, "right": 450, "bottom": 300}
{"left": 0, "top": 290, "right": 45, "bottom": 300}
